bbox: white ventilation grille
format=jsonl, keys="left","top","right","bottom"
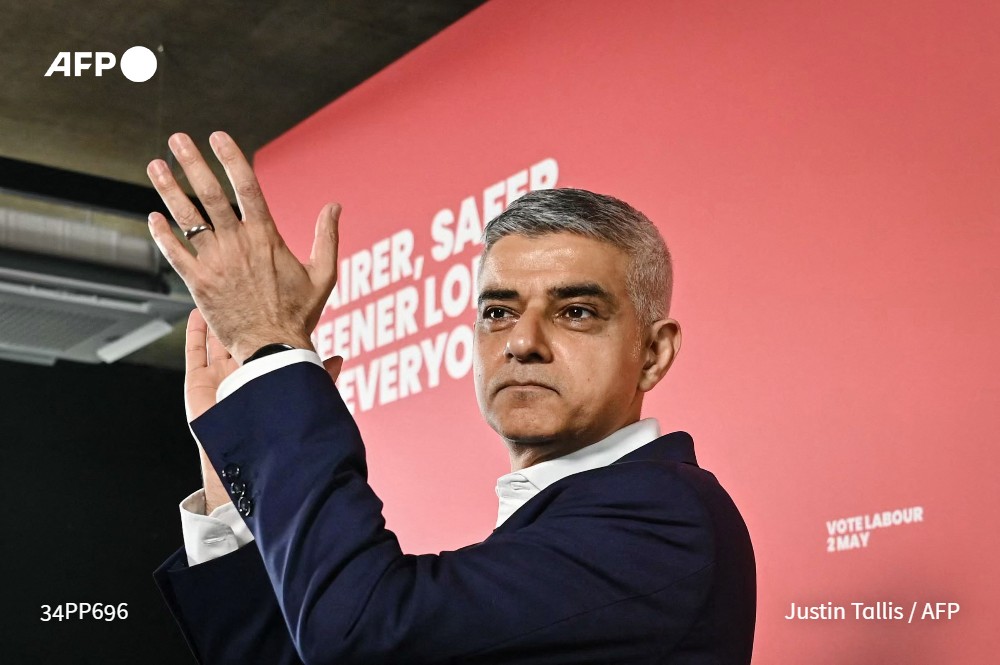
{"left": 0, "top": 266, "right": 191, "bottom": 365}
{"left": 0, "top": 301, "right": 116, "bottom": 352}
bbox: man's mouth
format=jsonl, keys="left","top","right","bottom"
{"left": 495, "top": 380, "right": 557, "bottom": 395}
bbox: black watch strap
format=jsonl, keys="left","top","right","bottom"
{"left": 242, "top": 343, "right": 296, "bottom": 365}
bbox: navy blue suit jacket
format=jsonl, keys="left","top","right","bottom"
{"left": 154, "top": 361, "right": 755, "bottom": 663}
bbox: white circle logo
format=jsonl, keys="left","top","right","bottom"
{"left": 120, "top": 46, "right": 157, "bottom": 83}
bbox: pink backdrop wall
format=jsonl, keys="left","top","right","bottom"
{"left": 253, "top": 1, "right": 1000, "bottom": 661}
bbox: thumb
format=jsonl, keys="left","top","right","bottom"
{"left": 323, "top": 355, "right": 345, "bottom": 383}
{"left": 307, "top": 202, "right": 341, "bottom": 290}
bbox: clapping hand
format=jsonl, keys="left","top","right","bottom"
{"left": 145, "top": 131, "right": 340, "bottom": 366}
{"left": 148, "top": 132, "right": 344, "bottom": 512}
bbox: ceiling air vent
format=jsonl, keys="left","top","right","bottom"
{"left": 0, "top": 207, "right": 192, "bottom": 365}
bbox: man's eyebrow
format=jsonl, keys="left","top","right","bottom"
{"left": 548, "top": 282, "right": 616, "bottom": 304}
{"left": 478, "top": 288, "right": 520, "bottom": 306}
{"left": 477, "top": 283, "right": 617, "bottom": 307}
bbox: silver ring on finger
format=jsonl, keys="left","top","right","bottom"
{"left": 183, "top": 223, "right": 215, "bottom": 240}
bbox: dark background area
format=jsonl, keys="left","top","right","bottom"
{"left": 1, "top": 358, "right": 198, "bottom": 663}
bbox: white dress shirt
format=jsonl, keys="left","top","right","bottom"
{"left": 179, "top": 350, "right": 662, "bottom": 565}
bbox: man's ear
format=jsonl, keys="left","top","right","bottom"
{"left": 638, "top": 318, "right": 681, "bottom": 392}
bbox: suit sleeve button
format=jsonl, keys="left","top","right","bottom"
{"left": 230, "top": 480, "right": 247, "bottom": 497}
{"left": 222, "top": 463, "right": 241, "bottom": 481}
{"left": 237, "top": 496, "right": 253, "bottom": 517}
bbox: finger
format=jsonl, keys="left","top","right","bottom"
{"left": 323, "top": 355, "right": 345, "bottom": 383}
{"left": 148, "top": 211, "right": 198, "bottom": 280}
{"left": 167, "top": 133, "right": 241, "bottom": 234}
{"left": 208, "top": 131, "right": 273, "bottom": 226}
{"left": 205, "top": 324, "right": 231, "bottom": 366}
{"left": 146, "top": 158, "right": 215, "bottom": 247}
{"left": 306, "top": 203, "right": 341, "bottom": 291}
{"left": 185, "top": 308, "right": 209, "bottom": 373}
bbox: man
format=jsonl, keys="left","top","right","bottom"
{"left": 149, "top": 131, "right": 756, "bottom": 664}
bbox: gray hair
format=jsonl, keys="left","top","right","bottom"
{"left": 482, "top": 188, "right": 672, "bottom": 324}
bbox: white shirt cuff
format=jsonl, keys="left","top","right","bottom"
{"left": 216, "top": 348, "right": 324, "bottom": 403}
{"left": 179, "top": 489, "right": 256, "bottom": 567}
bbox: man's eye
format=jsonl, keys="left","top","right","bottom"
{"left": 564, "top": 306, "right": 594, "bottom": 319}
{"left": 483, "top": 307, "right": 510, "bottom": 320}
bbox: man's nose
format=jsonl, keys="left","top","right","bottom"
{"left": 504, "top": 311, "right": 552, "bottom": 362}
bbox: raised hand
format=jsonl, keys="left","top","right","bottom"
{"left": 145, "top": 131, "right": 340, "bottom": 364}
{"left": 183, "top": 308, "right": 239, "bottom": 422}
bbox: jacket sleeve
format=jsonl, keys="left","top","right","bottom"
{"left": 185, "top": 361, "right": 716, "bottom": 664}
{"left": 153, "top": 542, "right": 304, "bottom": 664}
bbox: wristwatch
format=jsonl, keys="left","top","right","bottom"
{"left": 242, "top": 343, "right": 296, "bottom": 365}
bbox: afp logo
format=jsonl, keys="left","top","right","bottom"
{"left": 44, "top": 46, "right": 158, "bottom": 83}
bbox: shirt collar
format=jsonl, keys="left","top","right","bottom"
{"left": 494, "top": 418, "right": 661, "bottom": 527}
{"left": 516, "top": 418, "right": 661, "bottom": 491}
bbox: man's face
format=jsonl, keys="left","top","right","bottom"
{"left": 474, "top": 232, "right": 649, "bottom": 450}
